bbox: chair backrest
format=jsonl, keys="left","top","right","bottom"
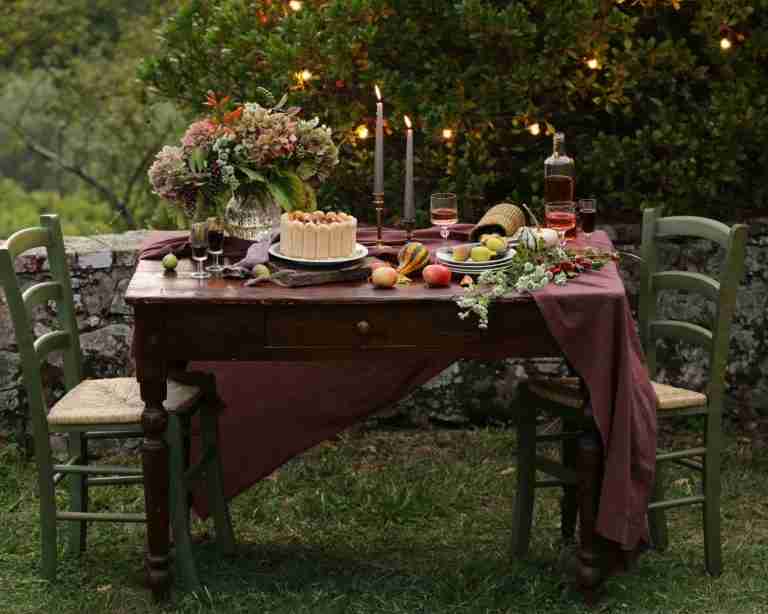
{"left": 0, "top": 215, "right": 83, "bottom": 432}
{"left": 638, "top": 208, "right": 747, "bottom": 410}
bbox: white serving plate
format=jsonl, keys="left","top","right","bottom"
{"left": 268, "top": 242, "right": 368, "bottom": 267}
{"left": 442, "top": 261, "right": 516, "bottom": 275}
{"left": 436, "top": 244, "right": 516, "bottom": 269}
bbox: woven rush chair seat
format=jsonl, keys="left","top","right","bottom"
{"left": 528, "top": 377, "right": 708, "bottom": 412}
{"left": 47, "top": 378, "right": 200, "bottom": 426}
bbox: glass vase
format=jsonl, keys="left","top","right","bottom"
{"left": 224, "top": 190, "right": 282, "bottom": 242}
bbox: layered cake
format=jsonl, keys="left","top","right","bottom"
{"left": 280, "top": 211, "right": 357, "bottom": 259}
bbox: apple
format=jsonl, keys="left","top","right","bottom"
{"left": 422, "top": 264, "right": 452, "bottom": 287}
{"left": 161, "top": 253, "right": 178, "bottom": 272}
{"left": 371, "top": 266, "right": 398, "bottom": 288}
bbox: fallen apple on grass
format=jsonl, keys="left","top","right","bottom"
{"left": 422, "top": 264, "right": 452, "bottom": 287}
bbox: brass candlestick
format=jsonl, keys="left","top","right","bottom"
{"left": 373, "top": 192, "right": 385, "bottom": 247}
{"left": 402, "top": 219, "right": 415, "bottom": 242}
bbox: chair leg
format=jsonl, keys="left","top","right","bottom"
{"left": 561, "top": 421, "right": 579, "bottom": 545}
{"left": 167, "top": 414, "right": 202, "bottom": 592}
{"left": 199, "top": 408, "right": 236, "bottom": 555}
{"left": 36, "top": 448, "right": 58, "bottom": 581}
{"left": 648, "top": 461, "right": 668, "bottom": 552}
{"left": 66, "top": 432, "right": 88, "bottom": 556}
{"left": 511, "top": 410, "right": 537, "bottom": 558}
{"left": 703, "top": 436, "right": 722, "bottom": 576}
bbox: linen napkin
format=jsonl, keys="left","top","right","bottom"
{"left": 220, "top": 231, "right": 279, "bottom": 285}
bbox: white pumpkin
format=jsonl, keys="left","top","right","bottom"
{"left": 518, "top": 226, "right": 540, "bottom": 251}
{"left": 517, "top": 226, "right": 559, "bottom": 251}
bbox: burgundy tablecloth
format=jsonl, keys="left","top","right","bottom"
{"left": 136, "top": 226, "right": 656, "bottom": 551}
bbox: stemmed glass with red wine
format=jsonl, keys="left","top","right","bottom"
{"left": 207, "top": 216, "right": 225, "bottom": 273}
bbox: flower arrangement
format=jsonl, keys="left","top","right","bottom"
{"left": 148, "top": 90, "right": 339, "bottom": 221}
{"left": 456, "top": 242, "right": 618, "bottom": 329}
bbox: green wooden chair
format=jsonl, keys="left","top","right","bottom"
{"left": 0, "top": 214, "right": 235, "bottom": 591}
{"left": 510, "top": 208, "right": 747, "bottom": 576}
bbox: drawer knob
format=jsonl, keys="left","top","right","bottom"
{"left": 356, "top": 320, "right": 371, "bottom": 336}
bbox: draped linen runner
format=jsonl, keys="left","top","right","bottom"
{"left": 136, "top": 226, "right": 656, "bottom": 550}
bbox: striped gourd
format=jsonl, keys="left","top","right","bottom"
{"left": 397, "top": 242, "right": 431, "bottom": 280}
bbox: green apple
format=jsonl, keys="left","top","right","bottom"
{"left": 484, "top": 236, "right": 507, "bottom": 254}
{"left": 161, "top": 253, "right": 178, "bottom": 271}
{"left": 252, "top": 264, "right": 271, "bottom": 279}
{"left": 470, "top": 246, "right": 493, "bottom": 262}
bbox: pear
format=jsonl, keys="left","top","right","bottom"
{"left": 452, "top": 245, "right": 472, "bottom": 262}
{"left": 470, "top": 245, "right": 493, "bottom": 262}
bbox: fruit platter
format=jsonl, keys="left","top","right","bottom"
{"left": 436, "top": 233, "right": 517, "bottom": 273}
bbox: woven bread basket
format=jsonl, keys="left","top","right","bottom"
{"left": 470, "top": 202, "right": 526, "bottom": 241}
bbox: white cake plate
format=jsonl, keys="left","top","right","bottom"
{"left": 268, "top": 243, "right": 369, "bottom": 267}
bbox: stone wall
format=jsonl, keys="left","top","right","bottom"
{"left": 1, "top": 222, "right": 767, "bottom": 443}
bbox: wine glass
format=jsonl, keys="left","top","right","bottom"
{"left": 578, "top": 199, "right": 597, "bottom": 239}
{"left": 430, "top": 192, "right": 458, "bottom": 242}
{"left": 544, "top": 201, "right": 576, "bottom": 246}
{"left": 190, "top": 222, "right": 211, "bottom": 279}
{"left": 206, "top": 216, "right": 225, "bottom": 273}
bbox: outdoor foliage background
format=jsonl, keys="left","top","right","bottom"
{"left": 1, "top": 0, "right": 766, "bottom": 236}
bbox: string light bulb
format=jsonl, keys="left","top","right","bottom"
{"left": 289, "top": 0, "right": 303, "bottom": 11}
{"left": 442, "top": 128, "right": 454, "bottom": 140}
{"left": 528, "top": 122, "right": 541, "bottom": 136}
{"left": 586, "top": 57, "right": 600, "bottom": 70}
{"left": 295, "top": 69, "right": 313, "bottom": 86}
{"left": 355, "top": 125, "right": 370, "bottom": 140}
{"left": 720, "top": 37, "right": 732, "bottom": 50}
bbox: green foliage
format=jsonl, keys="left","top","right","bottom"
{"left": 0, "top": 1, "right": 188, "bottom": 233}
{"left": 0, "top": 178, "right": 113, "bottom": 238}
{"left": 140, "top": 0, "right": 768, "bottom": 223}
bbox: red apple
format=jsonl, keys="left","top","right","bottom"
{"left": 422, "top": 264, "right": 452, "bottom": 287}
{"left": 371, "top": 266, "right": 398, "bottom": 288}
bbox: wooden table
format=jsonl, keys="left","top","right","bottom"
{"left": 126, "top": 259, "right": 603, "bottom": 600}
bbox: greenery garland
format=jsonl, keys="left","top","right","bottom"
{"left": 455, "top": 242, "right": 618, "bottom": 329}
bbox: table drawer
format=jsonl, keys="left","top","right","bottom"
{"left": 266, "top": 304, "right": 474, "bottom": 348}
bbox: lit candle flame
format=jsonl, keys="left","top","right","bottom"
{"left": 355, "top": 125, "right": 369, "bottom": 139}
{"left": 528, "top": 123, "right": 541, "bottom": 136}
{"left": 375, "top": 85, "right": 382, "bottom": 101}
{"left": 404, "top": 115, "right": 412, "bottom": 129}
{"left": 720, "top": 37, "right": 732, "bottom": 50}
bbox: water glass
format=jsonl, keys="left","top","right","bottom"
{"left": 190, "top": 222, "right": 211, "bottom": 279}
{"left": 430, "top": 193, "right": 458, "bottom": 242}
{"left": 544, "top": 201, "right": 576, "bottom": 246}
{"left": 207, "top": 216, "right": 225, "bottom": 273}
{"left": 578, "top": 199, "right": 597, "bottom": 238}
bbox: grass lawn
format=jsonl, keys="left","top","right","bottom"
{"left": 0, "top": 426, "right": 767, "bottom": 614}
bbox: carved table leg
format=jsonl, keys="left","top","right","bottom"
{"left": 575, "top": 425, "right": 603, "bottom": 605}
{"left": 135, "top": 311, "right": 170, "bottom": 601}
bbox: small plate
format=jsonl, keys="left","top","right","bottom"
{"left": 268, "top": 242, "right": 368, "bottom": 267}
{"left": 436, "top": 244, "right": 516, "bottom": 268}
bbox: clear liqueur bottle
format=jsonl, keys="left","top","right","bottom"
{"left": 544, "top": 131, "right": 576, "bottom": 237}
{"left": 544, "top": 132, "right": 575, "bottom": 203}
